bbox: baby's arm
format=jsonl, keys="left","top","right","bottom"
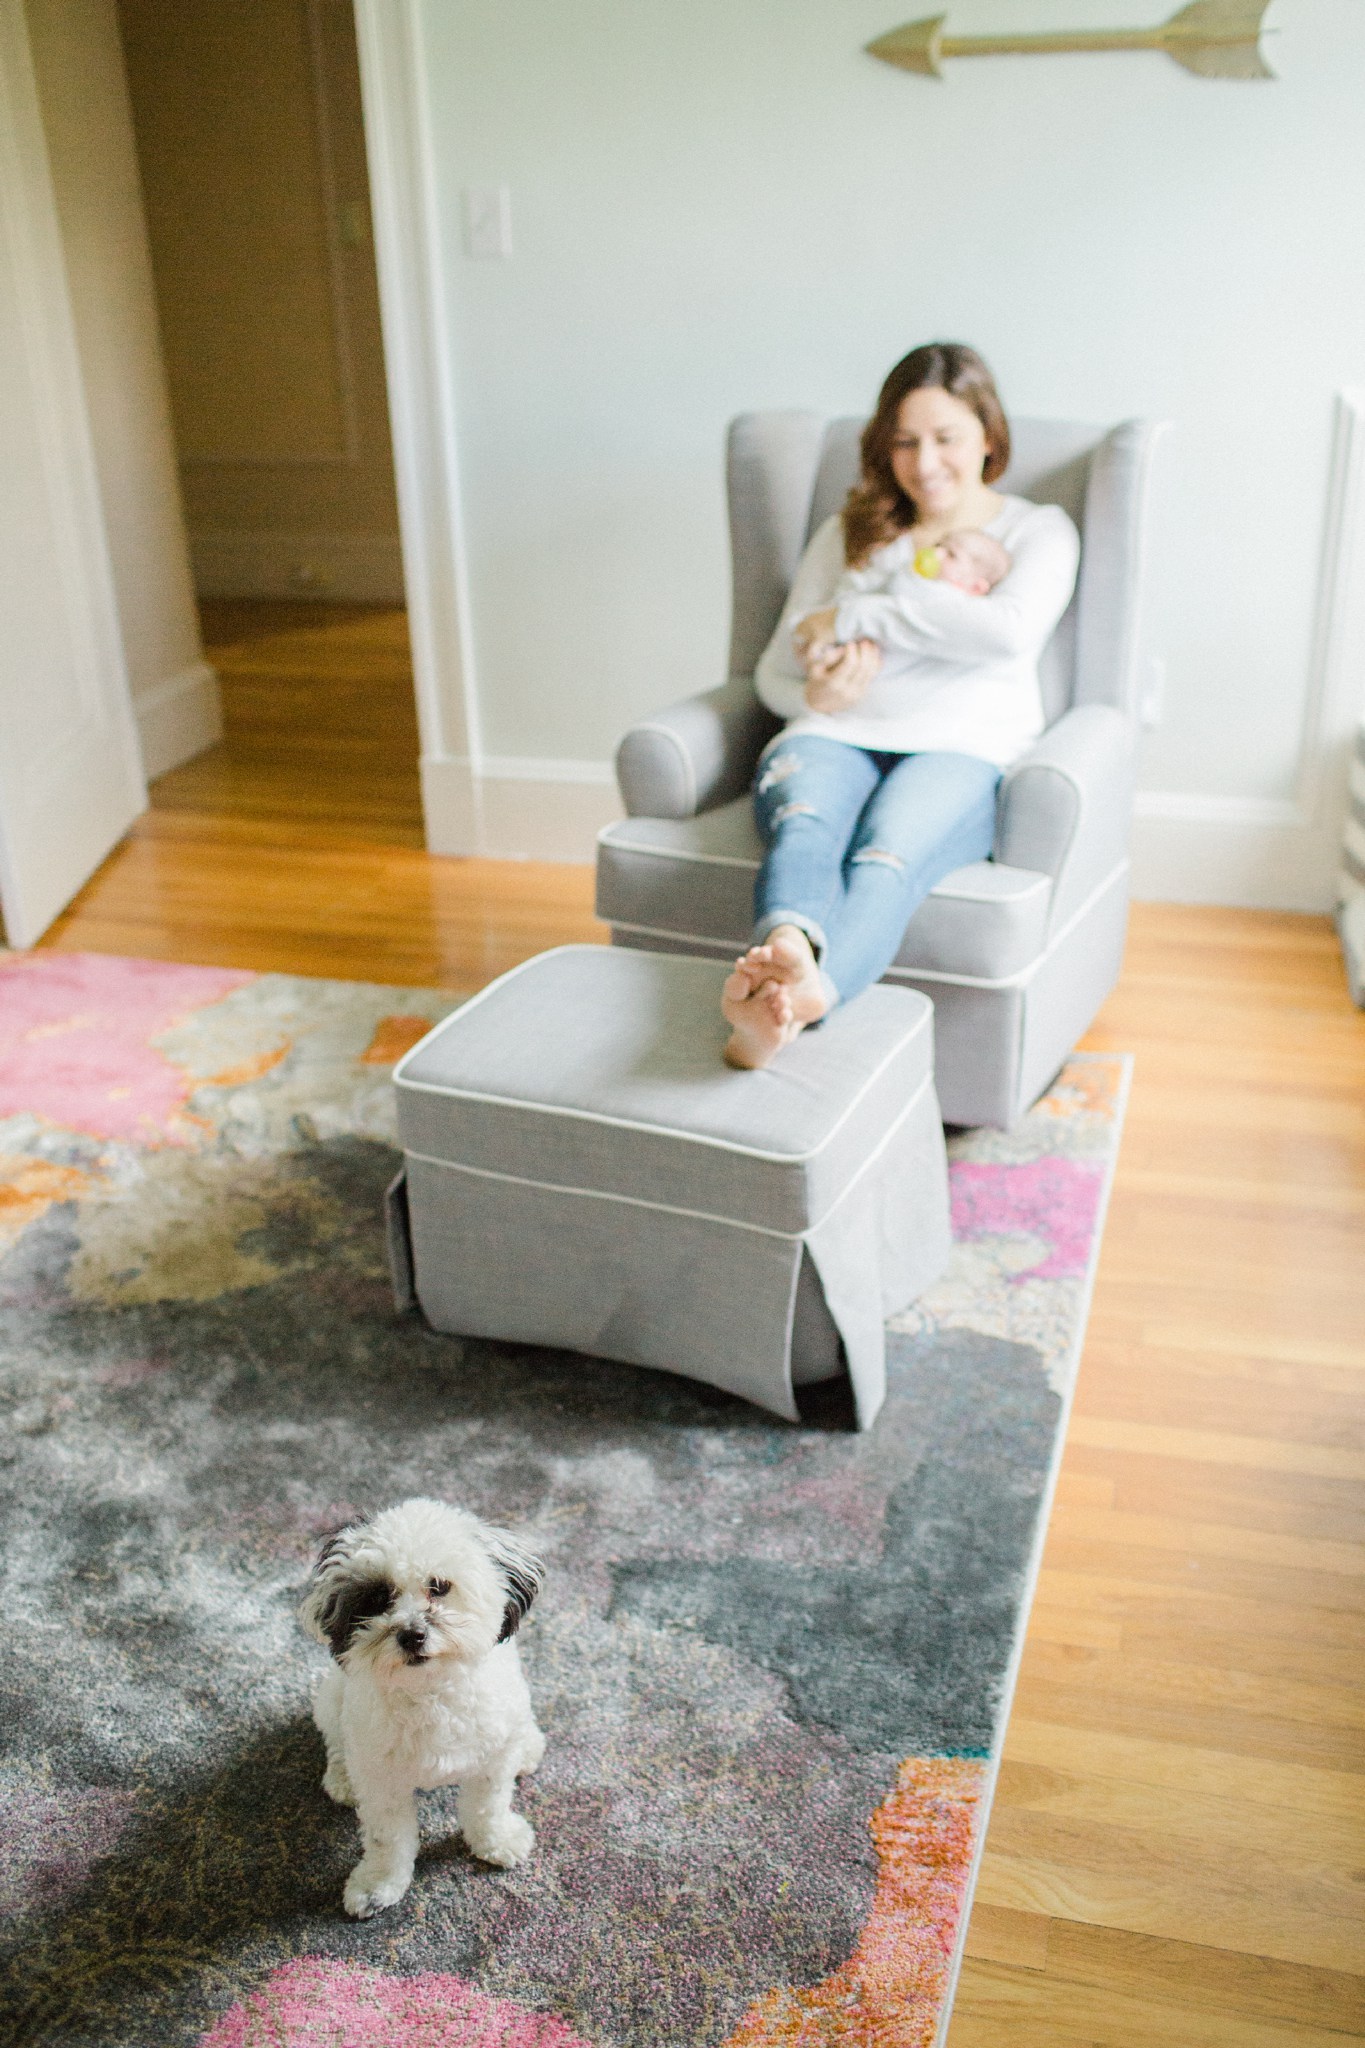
{"left": 795, "top": 558, "right": 896, "bottom": 655}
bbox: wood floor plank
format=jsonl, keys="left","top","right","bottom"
{"left": 993, "top": 1752, "right": 1365, "bottom": 1861}
{"left": 1016, "top": 1641, "right": 1365, "bottom": 1739}
{"left": 1064, "top": 1415, "right": 1365, "bottom": 1483}
{"left": 974, "top": 1824, "right": 1362, "bottom": 1976}
{"left": 1039, "top": 1921, "right": 1365, "bottom": 2035}
{"left": 949, "top": 1957, "right": 1363, "bottom": 2047}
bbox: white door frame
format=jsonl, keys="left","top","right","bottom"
{"left": 0, "top": 0, "right": 146, "bottom": 947}
{"left": 352, "top": 0, "right": 483, "bottom": 855}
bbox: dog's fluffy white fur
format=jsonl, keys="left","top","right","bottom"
{"left": 300, "top": 1496, "right": 546, "bottom": 1918}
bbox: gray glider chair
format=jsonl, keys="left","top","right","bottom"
{"left": 595, "top": 411, "right": 1167, "bottom": 1127}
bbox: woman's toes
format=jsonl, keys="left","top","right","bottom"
{"left": 765, "top": 982, "right": 794, "bottom": 1029}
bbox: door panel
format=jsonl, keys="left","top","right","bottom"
{"left": 0, "top": 0, "right": 145, "bottom": 947}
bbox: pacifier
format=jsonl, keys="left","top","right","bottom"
{"left": 914, "top": 546, "right": 942, "bottom": 579}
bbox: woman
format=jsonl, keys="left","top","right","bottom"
{"left": 721, "top": 341, "right": 1080, "bottom": 1069}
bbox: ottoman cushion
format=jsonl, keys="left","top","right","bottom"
{"left": 393, "top": 946, "right": 950, "bottom": 1427}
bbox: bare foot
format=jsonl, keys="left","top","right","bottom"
{"left": 736, "top": 928, "right": 829, "bottom": 1025}
{"left": 722, "top": 972, "right": 797, "bottom": 1069}
{"left": 721, "top": 929, "right": 829, "bottom": 1070}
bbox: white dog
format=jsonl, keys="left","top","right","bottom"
{"left": 300, "top": 1496, "right": 546, "bottom": 1918}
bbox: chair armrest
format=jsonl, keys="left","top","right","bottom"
{"left": 614, "top": 676, "right": 780, "bottom": 820}
{"left": 994, "top": 704, "right": 1136, "bottom": 935}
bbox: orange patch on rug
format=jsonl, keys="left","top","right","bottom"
{"left": 203, "top": 1043, "right": 291, "bottom": 1089}
{"left": 721, "top": 1755, "right": 986, "bottom": 2047}
{"left": 1034, "top": 1054, "right": 1126, "bottom": 1120}
{"left": 360, "top": 1016, "right": 433, "bottom": 1065}
{"left": 0, "top": 1157, "right": 99, "bottom": 1251}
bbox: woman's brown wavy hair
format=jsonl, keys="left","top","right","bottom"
{"left": 842, "top": 342, "right": 1010, "bottom": 566}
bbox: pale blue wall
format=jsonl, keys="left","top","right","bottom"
{"left": 416, "top": 0, "right": 1362, "bottom": 808}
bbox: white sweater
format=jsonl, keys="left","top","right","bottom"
{"left": 753, "top": 495, "right": 1080, "bottom": 768}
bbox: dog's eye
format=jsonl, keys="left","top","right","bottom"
{"left": 427, "top": 1578, "right": 451, "bottom": 1599}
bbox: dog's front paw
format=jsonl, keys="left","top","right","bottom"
{"left": 343, "top": 1861, "right": 412, "bottom": 1918}
{"left": 322, "top": 1760, "right": 356, "bottom": 1807}
{"left": 465, "top": 1812, "right": 534, "bottom": 1868}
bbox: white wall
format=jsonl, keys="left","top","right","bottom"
{"left": 407, "top": 0, "right": 1363, "bottom": 899}
{"left": 24, "top": 0, "right": 219, "bottom": 780}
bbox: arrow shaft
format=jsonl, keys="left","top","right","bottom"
{"left": 939, "top": 25, "right": 1257, "bottom": 57}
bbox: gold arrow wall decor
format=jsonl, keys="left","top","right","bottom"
{"left": 866, "top": 0, "right": 1276, "bottom": 80}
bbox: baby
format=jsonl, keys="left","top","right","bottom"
{"left": 794, "top": 527, "right": 1012, "bottom": 662}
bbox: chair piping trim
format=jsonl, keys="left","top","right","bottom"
{"left": 606, "top": 858, "right": 1128, "bottom": 992}
{"left": 602, "top": 835, "right": 761, "bottom": 870}
{"left": 404, "top": 1069, "right": 935, "bottom": 1241}
{"left": 601, "top": 828, "right": 1053, "bottom": 898}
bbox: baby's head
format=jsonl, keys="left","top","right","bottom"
{"left": 928, "top": 529, "right": 1011, "bottom": 596}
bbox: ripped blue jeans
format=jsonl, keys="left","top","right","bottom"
{"left": 752, "top": 734, "right": 1000, "bottom": 1007}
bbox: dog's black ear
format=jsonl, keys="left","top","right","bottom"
{"left": 301, "top": 1524, "right": 393, "bottom": 1659}
{"left": 487, "top": 1532, "right": 544, "bottom": 1642}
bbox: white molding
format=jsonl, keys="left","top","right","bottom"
{"left": 134, "top": 662, "right": 223, "bottom": 781}
{"left": 480, "top": 755, "right": 616, "bottom": 786}
{"left": 418, "top": 754, "right": 621, "bottom": 862}
{"left": 1130, "top": 793, "right": 1332, "bottom": 910}
{"left": 354, "top": 0, "right": 482, "bottom": 854}
{"left": 476, "top": 773, "right": 622, "bottom": 862}
{"left": 418, "top": 753, "right": 480, "bottom": 858}
{"left": 1133, "top": 790, "right": 1303, "bottom": 828}
{"left": 1298, "top": 388, "right": 1365, "bottom": 822}
{"left": 191, "top": 529, "right": 404, "bottom": 602}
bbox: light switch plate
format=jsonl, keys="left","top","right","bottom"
{"left": 463, "top": 186, "right": 512, "bottom": 260}
{"left": 1140, "top": 656, "right": 1167, "bottom": 729}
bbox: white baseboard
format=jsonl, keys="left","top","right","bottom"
{"left": 477, "top": 760, "right": 621, "bottom": 862}
{"left": 1131, "top": 790, "right": 1339, "bottom": 912}
{"left": 191, "top": 531, "right": 405, "bottom": 603}
{"left": 134, "top": 661, "right": 223, "bottom": 781}
{"left": 419, "top": 760, "right": 1347, "bottom": 893}
{"left": 419, "top": 753, "right": 620, "bottom": 862}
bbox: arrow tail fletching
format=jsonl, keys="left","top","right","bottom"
{"left": 1164, "top": 0, "right": 1276, "bottom": 77}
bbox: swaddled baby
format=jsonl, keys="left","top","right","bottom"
{"left": 792, "top": 526, "right": 1012, "bottom": 678}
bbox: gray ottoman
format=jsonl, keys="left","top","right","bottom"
{"left": 388, "top": 946, "right": 950, "bottom": 1429}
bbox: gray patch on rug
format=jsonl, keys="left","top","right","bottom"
{"left": 609, "top": 1324, "right": 1056, "bottom": 1755}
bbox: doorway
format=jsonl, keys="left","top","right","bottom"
{"left": 117, "top": 0, "right": 420, "bottom": 847}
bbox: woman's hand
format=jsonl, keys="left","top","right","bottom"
{"left": 803, "top": 637, "right": 881, "bottom": 714}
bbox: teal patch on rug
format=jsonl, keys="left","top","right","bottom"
{"left": 0, "top": 952, "right": 1129, "bottom": 2047}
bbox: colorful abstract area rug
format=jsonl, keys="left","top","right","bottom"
{"left": 0, "top": 951, "right": 1130, "bottom": 2048}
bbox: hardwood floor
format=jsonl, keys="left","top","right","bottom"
{"left": 955, "top": 904, "right": 1365, "bottom": 2044}
{"left": 40, "top": 605, "right": 1365, "bottom": 2041}
{"left": 44, "top": 604, "right": 607, "bottom": 984}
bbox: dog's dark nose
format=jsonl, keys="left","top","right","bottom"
{"left": 396, "top": 1625, "right": 428, "bottom": 1658}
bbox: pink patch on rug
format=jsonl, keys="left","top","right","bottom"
{"left": 0, "top": 953, "right": 254, "bottom": 1145}
{"left": 950, "top": 1157, "right": 1104, "bottom": 1280}
{"left": 199, "top": 1959, "right": 594, "bottom": 2048}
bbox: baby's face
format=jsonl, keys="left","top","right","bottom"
{"left": 936, "top": 530, "right": 1010, "bottom": 595}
